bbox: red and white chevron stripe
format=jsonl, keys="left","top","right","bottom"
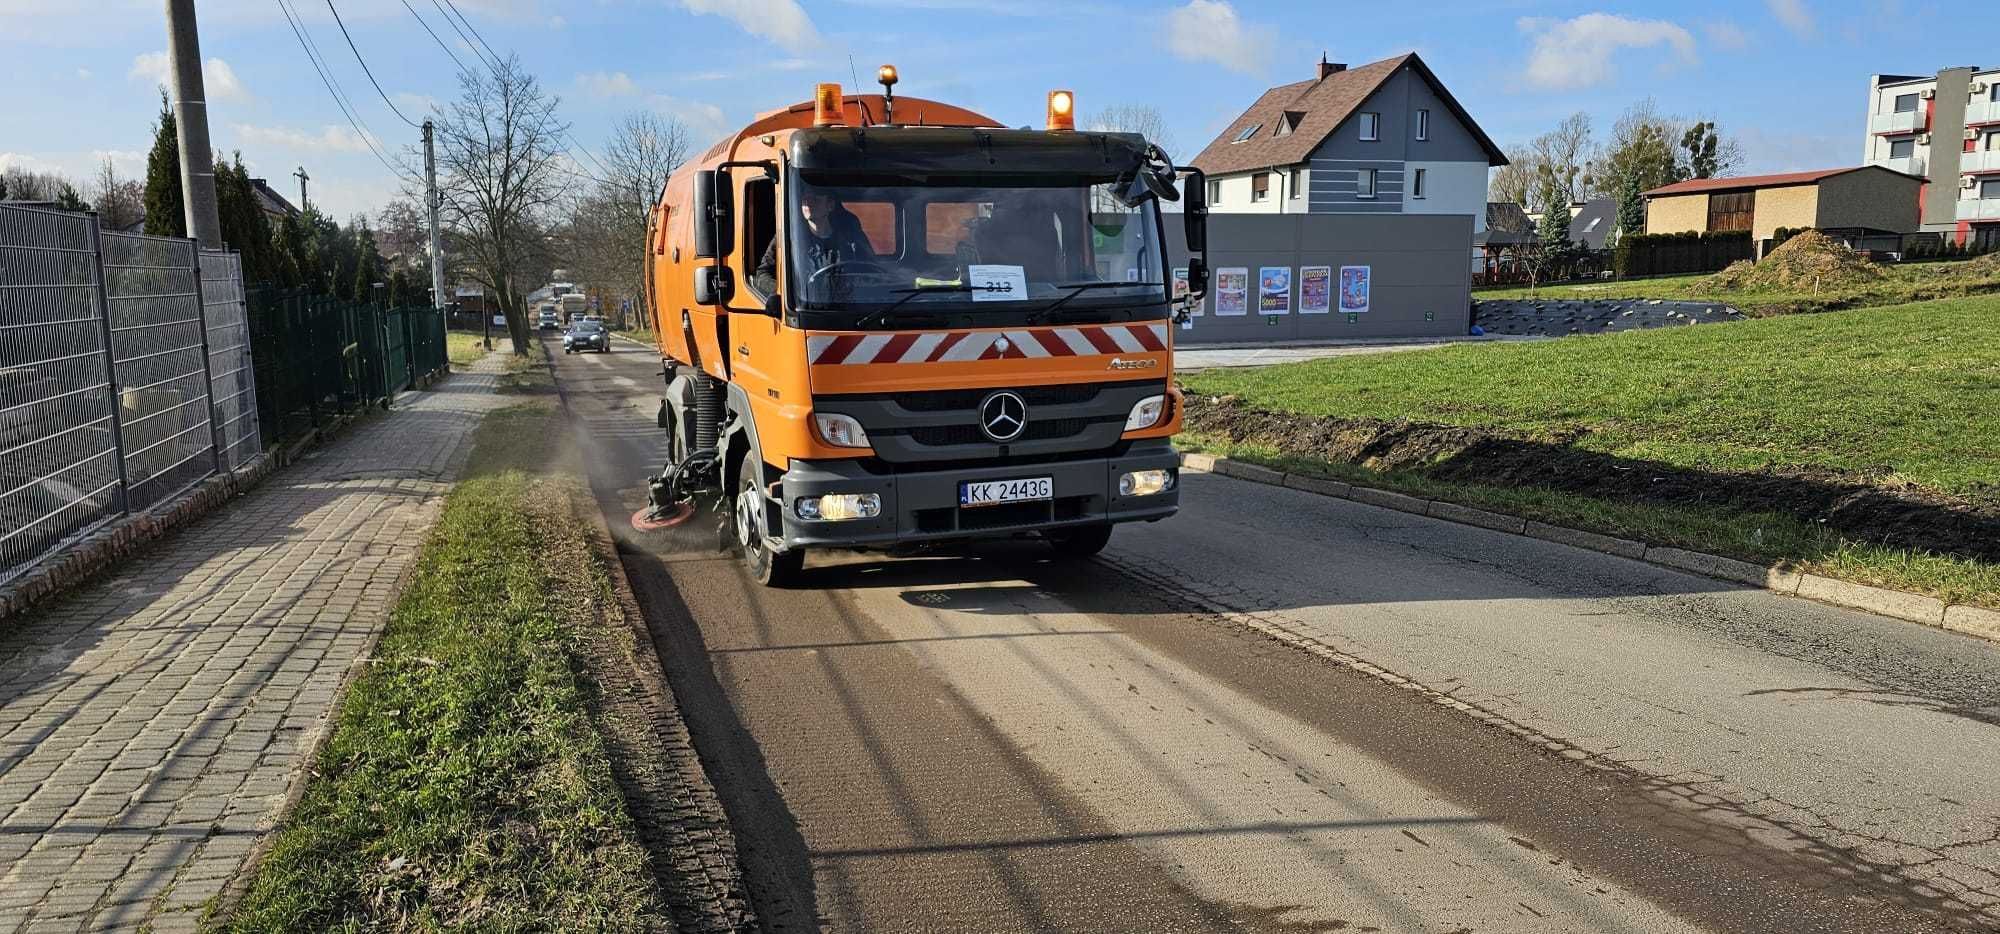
{"left": 807, "top": 324, "right": 1169, "bottom": 366}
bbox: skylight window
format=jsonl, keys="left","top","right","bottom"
{"left": 1232, "top": 124, "right": 1262, "bottom": 143}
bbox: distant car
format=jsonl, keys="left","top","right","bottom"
{"left": 563, "top": 321, "right": 608, "bottom": 354}
{"left": 538, "top": 311, "right": 560, "bottom": 331}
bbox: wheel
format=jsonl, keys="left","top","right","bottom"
{"left": 736, "top": 451, "right": 803, "bottom": 586}
{"left": 1044, "top": 524, "right": 1112, "bottom": 558}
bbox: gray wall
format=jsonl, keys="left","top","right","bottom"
{"left": 1165, "top": 213, "right": 1473, "bottom": 344}
{"left": 1307, "top": 66, "right": 1489, "bottom": 213}
{"left": 1925, "top": 67, "right": 1973, "bottom": 232}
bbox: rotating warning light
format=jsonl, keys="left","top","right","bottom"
{"left": 1046, "top": 90, "right": 1075, "bottom": 131}
{"left": 814, "top": 83, "right": 844, "bottom": 127}
{"left": 877, "top": 64, "right": 899, "bottom": 88}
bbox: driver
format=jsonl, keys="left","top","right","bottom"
{"left": 751, "top": 189, "right": 873, "bottom": 298}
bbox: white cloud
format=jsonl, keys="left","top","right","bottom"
{"left": 129, "top": 52, "right": 250, "bottom": 103}
{"left": 1517, "top": 13, "right": 1697, "bottom": 91}
{"left": 0, "top": 152, "right": 63, "bottom": 174}
{"left": 650, "top": 93, "right": 730, "bottom": 143}
{"left": 1702, "top": 20, "right": 1749, "bottom": 50}
{"left": 548, "top": 14, "right": 566, "bottom": 29}
{"left": 394, "top": 92, "right": 438, "bottom": 116}
{"left": 1163, "top": 0, "right": 1275, "bottom": 76}
{"left": 231, "top": 123, "right": 378, "bottom": 154}
{"left": 76, "top": 68, "right": 93, "bottom": 80}
{"left": 576, "top": 71, "right": 639, "bottom": 98}
{"left": 1767, "top": 0, "right": 1815, "bottom": 39}
{"left": 678, "top": 0, "right": 820, "bottom": 52}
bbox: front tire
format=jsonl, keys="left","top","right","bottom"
{"left": 736, "top": 451, "right": 803, "bottom": 586}
{"left": 1045, "top": 524, "right": 1112, "bottom": 558}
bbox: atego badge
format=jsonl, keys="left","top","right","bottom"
{"left": 978, "top": 391, "right": 1028, "bottom": 442}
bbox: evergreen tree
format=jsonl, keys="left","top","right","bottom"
{"left": 143, "top": 91, "right": 185, "bottom": 237}
{"left": 214, "top": 155, "right": 278, "bottom": 285}
{"left": 270, "top": 213, "right": 305, "bottom": 288}
{"left": 1617, "top": 173, "right": 1645, "bottom": 237}
{"left": 54, "top": 182, "right": 89, "bottom": 212}
{"left": 352, "top": 223, "right": 385, "bottom": 302}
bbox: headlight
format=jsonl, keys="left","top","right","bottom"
{"left": 795, "top": 493, "right": 881, "bottom": 521}
{"left": 1124, "top": 394, "right": 1167, "bottom": 431}
{"left": 1119, "top": 469, "right": 1175, "bottom": 497}
{"left": 813, "top": 412, "right": 871, "bottom": 448}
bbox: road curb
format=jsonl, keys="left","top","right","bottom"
{"left": 1179, "top": 454, "right": 1996, "bottom": 645}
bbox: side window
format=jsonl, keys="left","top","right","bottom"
{"left": 925, "top": 201, "right": 984, "bottom": 256}
{"left": 1412, "top": 168, "right": 1427, "bottom": 199}
{"left": 1359, "top": 112, "right": 1380, "bottom": 141}
{"left": 744, "top": 178, "right": 776, "bottom": 278}
{"left": 1415, "top": 109, "right": 1429, "bottom": 141}
{"left": 1356, "top": 168, "right": 1377, "bottom": 198}
{"left": 1888, "top": 138, "right": 1915, "bottom": 159}
{"left": 1893, "top": 93, "right": 1918, "bottom": 113}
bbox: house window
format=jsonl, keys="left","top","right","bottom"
{"left": 1893, "top": 93, "right": 1919, "bottom": 113}
{"left": 1232, "top": 124, "right": 1262, "bottom": 143}
{"left": 1415, "top": 109, "right": 1430, "bottom": 141}
{"left": 1289, "top": 167, "right": 1302, "bottom": 199}
{"left": 1412, "top": 168, "right": 1426, "bottom": 199}
{"left": 1208, "top": 180, "right": 1220, "bottom": 203}
{"left": 1707, "top": 191, "right": 1755, "bottom": 232}
{"left": 1982, "top": 178, "right": 2000, "bottom": 199}
{"left": 1889, "top": 138, "right": 1915, "bottom": 159}
{"left": 1992, "top": 83, "right": 1999, "bottom": 102}
{"left": 1986, "top": 130, "right": 2000, "bottom": 152}
{"left": 1356, "top": 168, "right": 1377, "bottom": 198}
{"left": 1251, "top": 172, "right": 1270, "bottom": 202}
{"left": 1358, "top": 112, "right": 1380, "bottom": 141}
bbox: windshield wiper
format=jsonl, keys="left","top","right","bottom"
{"left": 853, "top": 284, "right": 972, "bottom": 330}
{"left": 1027, "top": 281, "right": 1151, "bottom": 324}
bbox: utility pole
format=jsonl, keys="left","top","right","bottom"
{"left": 164, "top": 0, "right": 222, "bottom": 248}
{"left": 423, "top": 120, "right": 446, "bottom": 319}
{"left": 294, "top": 167, "right": 310, "bottom": 214}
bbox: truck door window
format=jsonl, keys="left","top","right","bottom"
{"left": 745, "top": 177, "right": 777, "bottom": 284}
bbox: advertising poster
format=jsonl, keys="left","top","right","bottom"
{"left": 1299, "top": 265, "right": 1332, "bottom": 314}
{"left": 1173, "top": 267, "right": 1199, "bottom": 315}
{"left": 1258, "top": 266, "right": 1292, "bottom": 314}
{"left": 1214, "top": 267, "right": 1250, "bottom": 316}
{"left": 1339, "top": 265, "right": 1371, "bottom": 314}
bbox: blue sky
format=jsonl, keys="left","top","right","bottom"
{"left": 0, "top": 0, "right": 1976, "bottom": 220}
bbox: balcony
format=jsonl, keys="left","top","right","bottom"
{"left": 1958, "top": 198, "right": 2000, "bottom": 222}
{"left": 1871, "top": 110, "right": 1924, "bottom": 135}
{"left": 1963, "top": 150, "right": 2000, "bottom": 174}
{"left": 1968, "top": 99, "right": 2000, "bottom": 127}
{"left": 1882, "top": 155, "right": 1927, "bottom": 177}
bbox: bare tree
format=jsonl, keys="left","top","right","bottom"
{"left": 91, "top": 159, "right": 145, "bottom": 230}
{"left": 433, "top": 55, "right": 573, "bottom": 353}
{"left": 1527, "top": 112, "right": 1595, "bottom": 206}
{"left": 563, "top": 112, "right": 689, "bottom": 329}
{"left": 1086, "top": 104, "right": 1177, "bottom": 161}
{"left": 1489, "top": 146, "right": 1539, "bottom": 207}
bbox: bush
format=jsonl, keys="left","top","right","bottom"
{"left": 1614, "top": 230, "right": 1754, "bottom": 277}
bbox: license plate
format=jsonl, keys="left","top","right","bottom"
{"left": 960, "top": 476, "right": 1052, "bottom": 508}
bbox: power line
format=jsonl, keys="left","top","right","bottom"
{"left": 273, "top": 0, "right": 414, "bottom": 183}
{"left": 429, "top": 0, "right": 499, "bottom": 73}
{"left": 323, "top": 0, "right": 420, "bottom": 128}
{"left": 436, "top": 0, "right": 505, "bottom": 72}
{"left": 400, "top": 0, "right": 472, "bottom": 76}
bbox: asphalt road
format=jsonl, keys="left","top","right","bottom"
{"left": 549, "top": 336, "right": 2000, "bottom": 933}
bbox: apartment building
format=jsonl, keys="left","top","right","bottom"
{"left": 1864, "top": 66, "right": 2000, "bottom": 248}
{"left": 1190, "top": 53, "right": 1505, "bottom": 237}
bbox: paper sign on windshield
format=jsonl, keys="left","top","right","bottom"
{"left": 967, "top": 265, "right": 1028, "bottom": 302}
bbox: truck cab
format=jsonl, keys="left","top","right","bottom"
{"left": 643, "top": 80, "right": 1209, "bottom": 584}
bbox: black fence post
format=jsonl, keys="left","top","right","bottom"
{"left": 86, "top": 219, "right": 133, "bottom": 516}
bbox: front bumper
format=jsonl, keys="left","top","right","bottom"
{"left": 774, "top": 440, "right": 1179, "bottom": 550}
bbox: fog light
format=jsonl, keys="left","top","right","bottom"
{"left": 1120, "top": 469, "right": 1174, "bottom": 497}
{"left": 796, "top": 493, "right": 881, "bottom": 521}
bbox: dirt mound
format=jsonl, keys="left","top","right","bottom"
{"left": 1700, "top": 231, "right": 1887, "bottom": 292}
{"left": 1184, "top": 394, "right": 2000, "bottom": 562}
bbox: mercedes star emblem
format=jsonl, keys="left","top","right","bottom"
{"left": 979, "top": 391, "right": 1028, "bottom": 443}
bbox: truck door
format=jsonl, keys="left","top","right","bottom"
{"left": 727, "top": 171, "right": 789, "bottom": 457}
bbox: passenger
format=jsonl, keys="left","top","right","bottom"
{"left": 752, "top": 189, "right": 874, "bottom": 298}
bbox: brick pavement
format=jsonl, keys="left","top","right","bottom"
{"left": 0, "top": 350, "right": 512, "bottom": 932}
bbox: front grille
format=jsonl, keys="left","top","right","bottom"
{"left": 888, "top": 383, "right": 1108, "bottom": 412}
{"left": 903, "top": 416, "right": 1105, "bottom": 447}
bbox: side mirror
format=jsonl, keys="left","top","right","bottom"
{"left": 1185, "top": 257, "right": 1210, "bottom": 300}
{"left": 762, "top": 291, "right": 782, "bottom": 318}
{"left": 694, "top": 265, "right": 733, "bottom": 306}
{"left": 692, "top": 170, "right": 733, "bottom": 259}
{"left": 1181, "top": 169, "right": 1209, "bottom": 255}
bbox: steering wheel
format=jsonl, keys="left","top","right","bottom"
{"left": 807, "top": 261, "right": 889, "bottom": 287}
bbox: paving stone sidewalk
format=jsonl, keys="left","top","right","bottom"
{"left": 0, "top": 349, "right": 513, "bottom": 932}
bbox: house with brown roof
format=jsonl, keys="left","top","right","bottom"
{"left": 1190, "top": 53, "right": 1506, "bottom": 237}
{"left": 1642, "top": 166, "right": 1923, "bottom": 242}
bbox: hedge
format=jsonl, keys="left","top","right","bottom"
{"left": 1614, "top": 230, "right": 1754, "bottom": 277}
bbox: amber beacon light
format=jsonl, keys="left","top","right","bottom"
{"left": 1046, "top": 90, "right": 1075, "bottom": 131}
{"left": 814, "top": 83, "right": 844, "bottom": 127}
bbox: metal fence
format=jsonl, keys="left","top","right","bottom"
{"left": 0, "top": 203, "right": 267, "bottom": 585}
{"left": 246, "top": 291, "right": 448, "bottom": 445}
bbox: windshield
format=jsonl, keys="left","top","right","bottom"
{"left": 783, "top": 175, "right": 1165, "bottom": 324}
{"left": 573, "top": 322, "right": 603, "bottom": 332}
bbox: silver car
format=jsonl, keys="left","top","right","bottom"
{"left": 563, "top": 320, "right": 608, "bottom": 354}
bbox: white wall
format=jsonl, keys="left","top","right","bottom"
{"left": 1209, "top": 168, "right": 1309, "bottom": 214}
{"left": 1400, "top": 161, "right": 1488, "bottom": 233}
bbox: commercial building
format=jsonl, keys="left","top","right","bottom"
{"left": 1642, "top": 167, "right": 1922, "bottom": 243}
{"left": 1864, "top": 67, "right": 2000, "bottom": 248}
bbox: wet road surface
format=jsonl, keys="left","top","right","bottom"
{"left": 548, "top": 337, "right": 1998, "bottom": 933}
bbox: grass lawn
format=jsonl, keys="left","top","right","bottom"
{"left": 445, "top": 331, "right": 490, "bottom": 367}
{"left": 1472, "top": 260, "right": 2000, "bottom": 313}
{"left": 215, "top": 400, "right": 670, "bottom": 931}
{"left": 1180, "top": 293, "right": 2000, "bottom": 606}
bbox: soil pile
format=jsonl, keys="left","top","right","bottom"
{"left": 1701, "top": 231, "right": 1886, "bottom": 292}
{"left": 1183, "top": 394, "right": 2000, "bottom": 562}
